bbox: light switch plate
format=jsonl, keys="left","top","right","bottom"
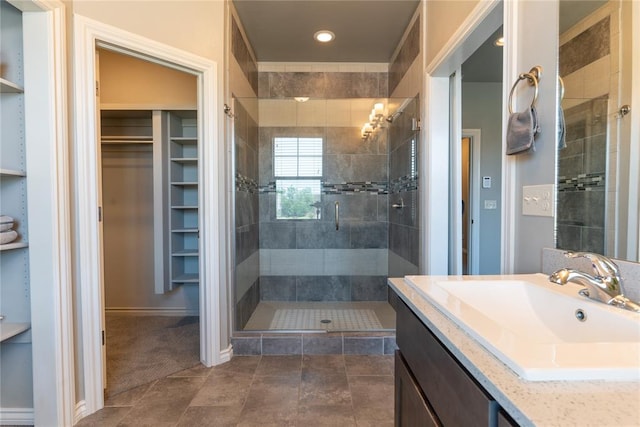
{"left": 522, "top": 184, "right": 555, "bottom": 217}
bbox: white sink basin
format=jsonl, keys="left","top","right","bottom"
{"left": 404, "top": 273, "right": 640, "bottom": 381}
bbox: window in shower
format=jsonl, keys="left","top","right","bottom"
{"left": 274, "top": 136, "right": 322, "bottom": 219}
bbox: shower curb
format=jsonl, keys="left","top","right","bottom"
{"left": 231, "top": 332, "right": 397, "bottom": 356}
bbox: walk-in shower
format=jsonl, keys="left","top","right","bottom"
{"left": 233, "top": 96, "right": 419, "bottom": 333}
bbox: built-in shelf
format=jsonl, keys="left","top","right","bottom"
{"left": 172, "top": 250, "right": 199, "bottom": 256}
{"left": 101, "top": 135, "right": 153, "bottom": 144}
{"left": 0, "top": 168, "right": 26, "bottom": 177}
{"left": 171, "top": 205, "right": 198, "bottom": 210}
{"left": 167, "top": 112, "right": 199, "bottom": 289}
{"left": 0, "top": 242, "right": 28, "bottom": 251}
{"left": 0, "top": 322, "right": 31, "bottom": 342}
{"left": 171, "top": 273, "right": 199, "bottom": 283}
{"left": 0, "top": 77, "right": 24, "bottom": 93}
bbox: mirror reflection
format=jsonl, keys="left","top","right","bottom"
{"left": 556, "top": 0, "right": 635, "bottom": 260}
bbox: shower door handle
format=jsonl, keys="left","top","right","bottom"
{"left": 335, "top": 201, "right": 339, "bottom": 230}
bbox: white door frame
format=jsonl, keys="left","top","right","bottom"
{"left": 462, "top": 129, "right": 482, "bottom": 275}
{"left": 73, "top": 15, "right": 228, "bottom": 415}
{"left": 449, "top": 69, "right": 463, "bottom": 275}
{"left": 422, "top": 0, "right": 503, "bottom": 274}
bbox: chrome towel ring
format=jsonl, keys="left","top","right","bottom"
{"left": 508, "top": 66, "right": 542, "bottom": 114}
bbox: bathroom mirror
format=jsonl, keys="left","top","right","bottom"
{"left": 556, "top": 0, "right": 637, "bottom": 261}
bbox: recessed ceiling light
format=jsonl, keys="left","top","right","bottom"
{"left": 494, "top": 36, "right": 505, "bottom": 47}
{"left": 314, "top": 30, "right": 335, "bottom": 43}
{"left": 294, "top": 97, "right": 310, "bottom": 102}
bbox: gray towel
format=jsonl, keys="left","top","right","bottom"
{"left": 506, "top": 106, "right": 540, "bottom": 155}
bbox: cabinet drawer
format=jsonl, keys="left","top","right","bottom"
{"left": 396, "top": 298, "right": 496, "bottom": 426}
{"left": 395, "top": 351, "right": 441, "bottom": 427}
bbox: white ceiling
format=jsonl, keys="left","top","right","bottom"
{"left": 232, "top": 0, "right": 421, "bottom": 63}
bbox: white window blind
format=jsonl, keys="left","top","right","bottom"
{"left": 273, "top": 136, "right": 323, "bottom": 219}
{"left": 274, "top": 137, "right": 322, "bottom": 177}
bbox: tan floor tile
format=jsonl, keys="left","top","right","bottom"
{"left": 213, "top": 355, "right": 261, "bottom": 375}
{"left": 299, "top": 370, "right": 351, "bottom": 407}
{"left": 169, "top": 363, "right": 213, "bottom": 378}
{"left": 190, "top": 371, "right": 253, "bottom": 406}
{"left": 344, "top": 355, "right": 393, "bottom": 376}
{"left": 75, "top": 407, "right": 131, "bottom": 426}
{"left": 297, "top": 405, "right": 357, "bottom": 426}
{"left": 302, "top": 354, "right": 346, "bottom": 374}
{"left": 117, "top": 377, "right": 206, "bottom": 426}
{"left": 105, "top": 381, "right": 155, "bottom": 407}
{"left": 177, "top": 406, "right": 242, "bottom": 427}
{"left": 255, "top": 355, "right": 301, "bottom": 377}
{"left": 349, "top": 375, "right": 394, "bottom": 425}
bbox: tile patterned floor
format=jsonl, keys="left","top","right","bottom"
{"left": 76, "top": 355, "right": 394, "bottom": 426}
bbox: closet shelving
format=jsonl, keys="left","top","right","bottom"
{"left": 0, "top": 77, "right": 24, "bottom": 93}
{"left": 168, "top": 111, "right": 199, "bottom": 287}
{"left": 99, "top": 110, "right": 199, "bottom": 292}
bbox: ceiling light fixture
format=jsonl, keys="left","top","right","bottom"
{"left": 494, "top": 36, "right": 505, "bottom": 47}
{"left": 314, "top": 30, "right": 335, "bottom": 43}
{"left": 294, "top": 97, "right": 310, "bottom": 102}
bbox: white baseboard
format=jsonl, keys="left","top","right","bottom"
{"left": 0, "top": 407, "right": 34, "bottom": 425}
{"left": 219, "top": 344, "right": 233, "bottom": 364}
{"left": 74, "top": 400, "right": 89, "bottom": 425}
{"left": 105, "top": 307, "right": 198, "bottom": 316}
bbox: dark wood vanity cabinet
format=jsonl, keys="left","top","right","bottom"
{"left": 395, "top": 351, "right": 440, "bottom": 426}
{"left": 395, "top": 297, "right": 517, "bottom": 427}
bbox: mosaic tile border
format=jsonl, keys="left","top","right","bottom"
{"left": 389, "top": 175, "right": 418, "bottom": 193}
{"left": 258, "top": 181, "right": 389, "bottom": 195}
{"left": 557, "top": 172, "right": 605, "bottom": 192}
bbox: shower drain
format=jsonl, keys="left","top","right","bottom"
{"left": 320, "top": 319, "right": 332, "bottom": 324}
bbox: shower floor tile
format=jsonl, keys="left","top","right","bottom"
{"left": 243, "top": 301, "right": 396, "bottom": 331}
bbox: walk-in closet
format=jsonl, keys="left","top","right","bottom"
{"left": 97, "top": 49, "right": 201, "bottom": 396}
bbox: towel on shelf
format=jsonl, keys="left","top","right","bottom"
{"left": 0, "top": 215, "right": 14, "bottom": 232}
{"left": 0, "top": 230, "right": 18, "bottom": 245}
{"left": 506, "top": 106, "right": 540, "bottom": 155}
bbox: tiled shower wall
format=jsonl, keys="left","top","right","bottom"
{"left": 257, "top": 91, "right": 390, "bottom": 302}
{"left": 557, "top": 97, "right": 607, "bottom": 253}
{"left": 234, "top": 100, "right": 261, "bottom": 329}
{"left": 388, "top": 97, "right": 420, "bottom": 276}
{"left": 559, "top": 3, "right": 619, "bottom": 255}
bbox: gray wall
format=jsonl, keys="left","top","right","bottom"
{"left": 462, "top": 82, "right": 502, "bottom": 274}
{"left": 512, "top": 0, "right": 559, "bottom": 273}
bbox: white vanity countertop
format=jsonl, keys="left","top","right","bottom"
{"left": 388, "top": 276, "right": 640, "bottom": 427}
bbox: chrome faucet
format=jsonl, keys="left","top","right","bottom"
{"left": 549, "top": 252, "right": 640, "bottom": 313}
